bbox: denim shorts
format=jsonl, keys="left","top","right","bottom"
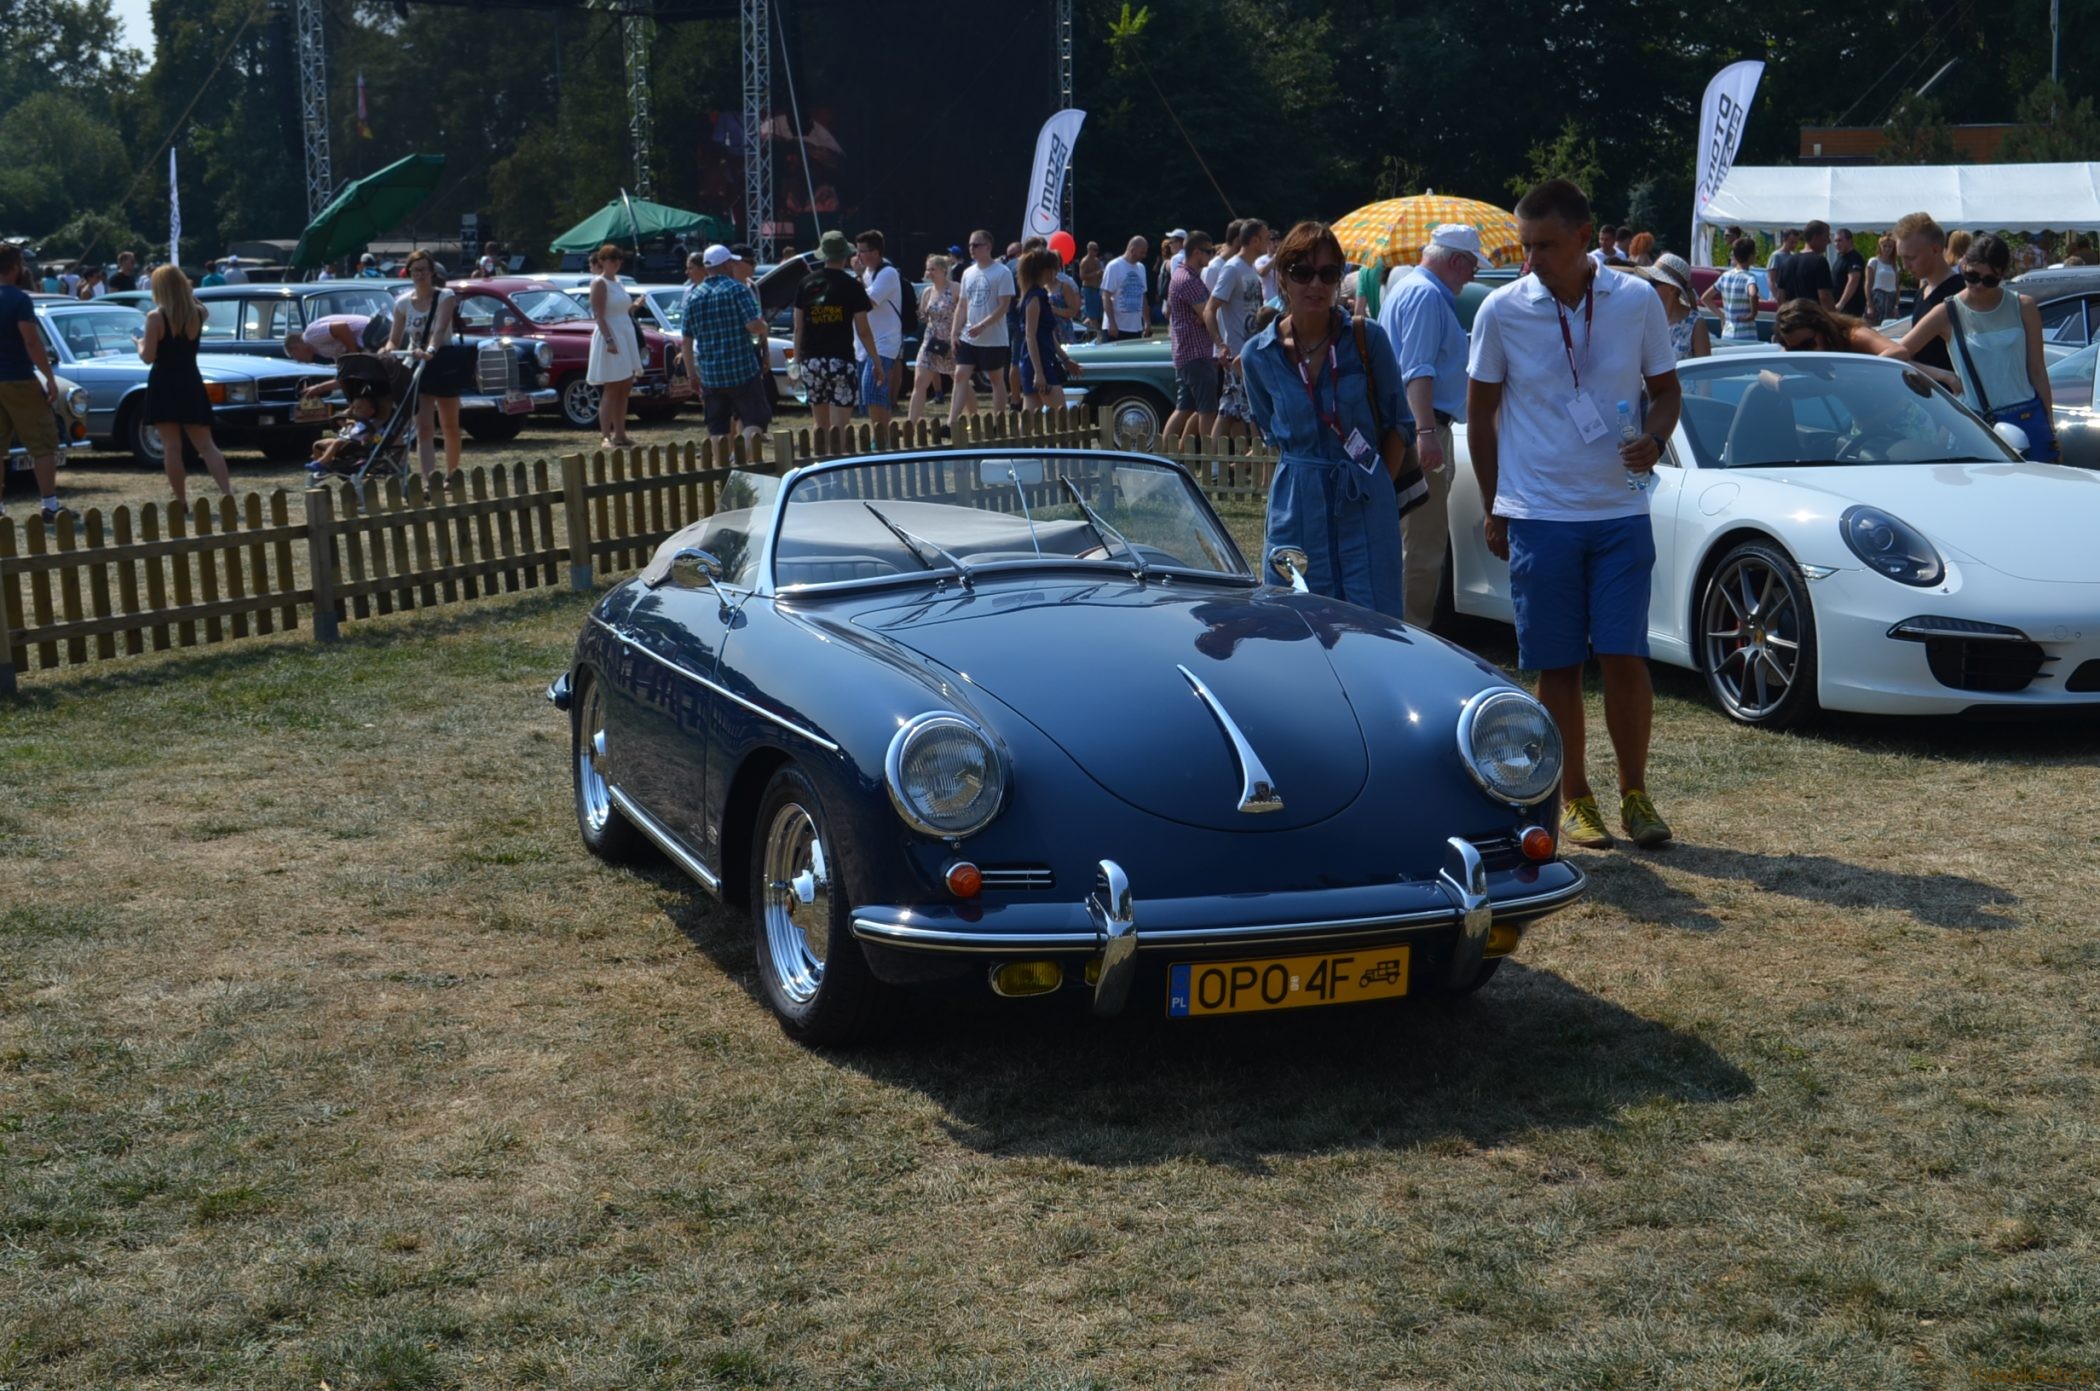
{"left": 858, "top": 354, "right": 896, "bottom": 413}
{"left": 1506, "top": 513, "right": 1655, "bottom": 670}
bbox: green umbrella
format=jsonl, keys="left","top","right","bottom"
{"left": 549, "top": 196, "right": 735, "bottom": 254}
{"left": 290, "top": 153, "right": 447, "bottom": 271}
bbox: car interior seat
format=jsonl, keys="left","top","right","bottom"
{"left": 1724, "top": 382, "right": 1803, "bottom": 466}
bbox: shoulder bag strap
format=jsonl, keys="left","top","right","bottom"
{"left": 1351, "top": 314, "right": 1382, "bottom": 435}
{"left": 1945, "top": 299, "right": 1992, "bottom": 416}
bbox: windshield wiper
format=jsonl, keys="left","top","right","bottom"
{"left": 1060, "top": 477, "right": 1149, "bottom": 580}
{"left": 863, "top": 503, "right": 974, "bottom": 589}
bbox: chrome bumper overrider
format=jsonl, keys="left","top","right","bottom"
{"left": 851, "top": 838, "right": 1586, "bottom": 1017}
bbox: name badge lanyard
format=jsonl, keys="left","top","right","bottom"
{"left": 1289, "top": 337, "right": 1346, "bottom": 446}
{"left": 1555, "top": 281, "right": 1596, "bottom": 391}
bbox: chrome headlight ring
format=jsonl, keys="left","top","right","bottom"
{"left": 884, "top": 711, "right": 1008, "bottom": 840}
{"left": 1456, "top": 689, "right": 1563, "bottom": 807}
{"left": 65, "top": 386, "right": 89, "bottom": 419}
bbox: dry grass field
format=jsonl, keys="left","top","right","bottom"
{"left": 3, "top": 459, "right": 2098, "bottom": 1389}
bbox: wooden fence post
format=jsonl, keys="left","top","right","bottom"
{"left": 304, "top": 485, "right": 341, "bottom": 644}
{"left": 559, "top": 452, "right": 593, "bottom": 590}
{"left": 771, "top": 427, "right": 795, "bottom": 474}
{"left": 1095, "top": 407, "right": 1113, "bottom": 451}
{"left": 0, "top": 519, "right": 18, "bottom": 697}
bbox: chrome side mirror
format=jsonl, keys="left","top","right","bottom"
{"left": 1269, "top": 546, "right": 1310, "bottom": 593}
{"left": 669, "top": 547, "right": 726, "bottom": 593}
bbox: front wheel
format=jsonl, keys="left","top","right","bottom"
{"left": 559, "top": 377, "right": 603, "bottom": 429}
{"left": 750, "top": 764, "right": 889, "bottom": 1045}
{"left": 1093, "top": 388, "right": 1168, "bottom": 451}
{"left": 123, "top": 402, "right": 165, "bottom": 467}
{"left": 1697, "top": 539, "right": 1820, "bottom": 729}
{"left": 572, "top": 673, "right": 648, "bottom": 862}
{"left": 463, "top": 411, "right": 527, "bottom": 443}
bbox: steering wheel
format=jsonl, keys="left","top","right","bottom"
{"left": 1835, "top": 429, "right": 1903, "bottom": 462}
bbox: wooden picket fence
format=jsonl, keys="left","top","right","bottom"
{"left": 0, "top": 407, "right": 1102, "bottom": 693}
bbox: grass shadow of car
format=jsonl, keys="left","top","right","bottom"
{"left": 647, "top": 878, "right": 1751, "bottom": 1170}
{"left": 1578, "top": 843, "right": 2021, "bottom": 932}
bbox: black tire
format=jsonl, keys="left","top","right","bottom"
{"left": 572, "top": 672, "right": 648, "bottom": 862}
{"left": 1092, "top": 387, "right": 1169, "bottom": 451}
{"left": 122, "top": 401, "right": 165, "bottom": 468}
{"left": 1432, "top": 550, "right": 1457, "bottom": 633}
{"left": 463, "top": 411, "right": 527, "bottom": 443}
{"left": 749, "top": 764, "right": 889, "bottom": 1045}
{"left": 632, "top": 402, "right": 681, "bottom": 424}
{"left": 1697, "top": 539, "right": 1820, "bottom": 729}
{"left": 558, "top": 376, "right": 602, "bottom": 429}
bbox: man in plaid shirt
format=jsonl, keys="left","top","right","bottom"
{"left": 681, "top": 244, "right": 772, "bottom": 443}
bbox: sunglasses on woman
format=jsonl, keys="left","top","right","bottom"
{"left": 1961, "top": 270, "right": 2002, "bottom": 288}
{"left": 1284, "top": 261, "right": 1344, "bottom": 286}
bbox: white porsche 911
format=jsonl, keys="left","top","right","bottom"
{"left": 1447, "top": 350, "right": 2100, "bottom": 727}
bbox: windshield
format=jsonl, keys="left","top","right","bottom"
{"left": 645, "top": 289, "right": 685, "bottom": 331}
{"left": 1676, "top": 355, "right": 2020, "bottom": 468}
{"left": 512, "top": 289, "right": 590, "bottom": 325}
{"left": 50, "top": 307, "right": 146, "bottom": 359}
{"left": 773, "top": 454, "right": 1248, "bottom": 590}
{"left": 306, "top": 288, "right": 398, "bottom": 321}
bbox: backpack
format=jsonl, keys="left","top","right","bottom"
{"left": 883, "top": 259, "right": 918, "bottom": 346}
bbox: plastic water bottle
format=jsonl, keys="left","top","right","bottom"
{"left": 1616, "top": 400, "right": 1649, "bottom": 492}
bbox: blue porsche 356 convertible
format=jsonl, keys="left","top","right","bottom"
{"left": 550, "top": 449, "right": 1585, "bottom": 1042}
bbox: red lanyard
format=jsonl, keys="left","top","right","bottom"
{"left": 1553, "top": 279, "right": 1595, "bottom": 390}
{"left": 1288, "top": 333, "right": 1345, "bottom": 443}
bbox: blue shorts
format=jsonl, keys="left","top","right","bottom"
{"left": 1506, "top": 514, "right": 1655, "bottom": 670}
{"left": 857, "top": 355, "right": 896, "bottom": 413}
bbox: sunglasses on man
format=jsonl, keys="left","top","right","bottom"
{"left": 1284, "top": 261, "right": 1344, "bottom": 286}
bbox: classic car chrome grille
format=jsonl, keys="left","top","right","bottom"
{"left": 977, "top": 865, "right": 1055, "bottom": 891}
{"left": 256, "top": 376, "right": 312, "bottom": 403}
{"left": 474, "top": 340, "right": 518, "bottom": 394}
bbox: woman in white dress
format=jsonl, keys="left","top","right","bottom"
{"left": 586, "top": 243, "right": 638, "bottom": 448}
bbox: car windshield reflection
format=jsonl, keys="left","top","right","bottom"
{"left": 772, "top": 454, "right": 1250, "bottom": 590}
{"left": 50, "top": 307, "right": 146, "bottom": 359}
{"left": 513, "top": 289, "right": 590, "bottom": 325}
{"left": 1677, "top": 355, "right": 2022, "bottom": 468}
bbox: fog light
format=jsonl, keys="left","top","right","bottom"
{"left": 1083, "top": 956, "right": 1102, "bottom": 986}
{"left": 1520, "top": 826, "right": 1556, "bottom": 861}
{"left": 1484, "top": 923, "right": 1520, "bottom": 957}
{"left": 945, "top": 860, "right": 982, "bottom": 898}
{"left": 990, "top": 961, "right": 1063, "bottom": 997}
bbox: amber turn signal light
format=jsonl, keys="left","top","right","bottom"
{"left": 945, "top": 860, "right": 982, "bottom": 898}
{"left": 1520, "top": 826, "right": 1556, "bottom": 861}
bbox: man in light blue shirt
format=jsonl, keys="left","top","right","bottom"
{"left": 1377, "top": 223, "right": 1487, "bottom": 628}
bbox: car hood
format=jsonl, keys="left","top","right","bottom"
{"left": 846, "top": 583, "right": 1371, "bottom": 831}
{"left": 1737, "top": 461, "right": 2100, "bottom": 583}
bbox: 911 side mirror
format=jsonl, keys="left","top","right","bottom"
{"left": 1270, "top": 547, "right": 1310, "bottom": 593}
{"left": 669, "top": 547, "right": 725, "bottom": 591}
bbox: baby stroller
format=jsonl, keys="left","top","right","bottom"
{"left": 316, "top": 351, "right": 423, "bottom": 507}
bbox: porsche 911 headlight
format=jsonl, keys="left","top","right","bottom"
{"left": 1841, "top": 505, "right": 1943, "bottom": 586}
{"left": 1457, "top": 690, "right": 1562, "bottom": 806}
{"left": 886, "top": 712, "right": 1007, "bottom": 838}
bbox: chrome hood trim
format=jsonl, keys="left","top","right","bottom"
{"left": 1177, "top": 663, "right": 1283, "bottom": 814}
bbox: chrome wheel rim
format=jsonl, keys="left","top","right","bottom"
{"left": 761, "top": 801, "right": 829, "bottom": 1005}
{"left": 565, "top": 379, "right": 602, "bottom": 427}
{"left": 136, "top": 414, "right": 164, "bottom": 464}
{"left": 1702, "top": 555, "right": 1804, "bottom": 720}
{"left": 576, "top": 682, "right": 613, "bottom": 834}
{"left": 1109, "top": 399, "right": 1160, "bottom": 451}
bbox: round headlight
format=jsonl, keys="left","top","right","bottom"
{"left": 65, "top": 387, "right": 89, "bottom": 418}
{"left": 1841, "top": 504, "right": 1943, "bottom": 586}
{"left": 885, "top": 712, "right": 1007, "bottom": 838}
{"left": 534, "top": 341, "right": 554, "bottom": 369}
{"left": 1457, "top": 690, "right": 1563, "bottom": 806}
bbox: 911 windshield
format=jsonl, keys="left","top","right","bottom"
{"left": 1678, "top": 356, "right": 2022, "bottom": 468}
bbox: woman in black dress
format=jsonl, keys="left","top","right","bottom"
{"left": 141, "top": 265, "right": 234, "bottom": 508}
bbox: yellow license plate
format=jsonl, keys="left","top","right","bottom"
{"left": 1168, "top": 947, "right": 1409, "bottom": 1017}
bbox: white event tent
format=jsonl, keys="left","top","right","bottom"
{"left": 1693, "top": 162, "right": 2100, "bottom": 262}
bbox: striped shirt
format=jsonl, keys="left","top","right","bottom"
{"left": 1715, "top": 267, "right": 1759, "bottom": 340}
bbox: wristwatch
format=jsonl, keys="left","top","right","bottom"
{"left": 1646, "top": 432, "right": 1668, "bottom": 455}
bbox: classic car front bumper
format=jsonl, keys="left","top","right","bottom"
{"left": 850, "top": 838, "right": 1587, "bottom": 1016}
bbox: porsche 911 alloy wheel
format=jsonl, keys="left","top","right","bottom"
{"left": 572, "top": 675, "right": 645, "bottom": 860}
{"left": 1699, "top": 540, "right": 1819, "bottom": 729}
{"left": 750, "top": 765, "right": 888, "bottom": 1044}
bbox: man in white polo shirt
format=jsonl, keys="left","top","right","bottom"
{"left": 1467, "top": 179, "right": 1682, "bottom": 850}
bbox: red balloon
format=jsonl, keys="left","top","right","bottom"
{"left": 1048, "top": 230, "right": 1077, "bottom": 265}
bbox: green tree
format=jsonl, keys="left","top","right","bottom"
{"left": 1881, "top": 92, "right": 1955, "bottom": 164}
{"left": 0, "top": 93, "right": 131, "bottom": 238}
{"left": 2000, "top": 80, "right": 2100, "bottom": 162}
{"left": 1508, "top": 118, "right": 1605, "bottom": 199}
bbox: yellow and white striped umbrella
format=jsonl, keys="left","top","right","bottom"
{"left": 1331, "top": 194, "right": 1524, "bottom": 270}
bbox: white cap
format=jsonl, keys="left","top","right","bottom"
{"left": 701, "top": 243, "right": 735, "bottom": 267}
{"left": 1165, "top": 228, "right": 1188, "bottom": 240}
{"left": 1427, "top": 223, "right": 1494, "bottom": 268}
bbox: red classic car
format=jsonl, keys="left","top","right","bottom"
{"left": 446, "top": 278, "right": 690, "bottom": 429}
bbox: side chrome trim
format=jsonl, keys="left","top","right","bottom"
{"left": 588, "top": 616, "right": 842, "bottom": 753}
{"left": 606, "top": 785, "right": 722, "bottom": 894}
{"left": 1176, "top": 663, "right": 1283, "bottom": 814}
{"left": 849, "top": 870, "right": 1589, "bottom": 954}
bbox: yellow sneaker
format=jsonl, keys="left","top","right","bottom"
{"left": 1561, "top": 794, "right": 1614, "bottom": 849}
{"left": 1620, "top": 789, "right": 1674, "bottom": 848}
